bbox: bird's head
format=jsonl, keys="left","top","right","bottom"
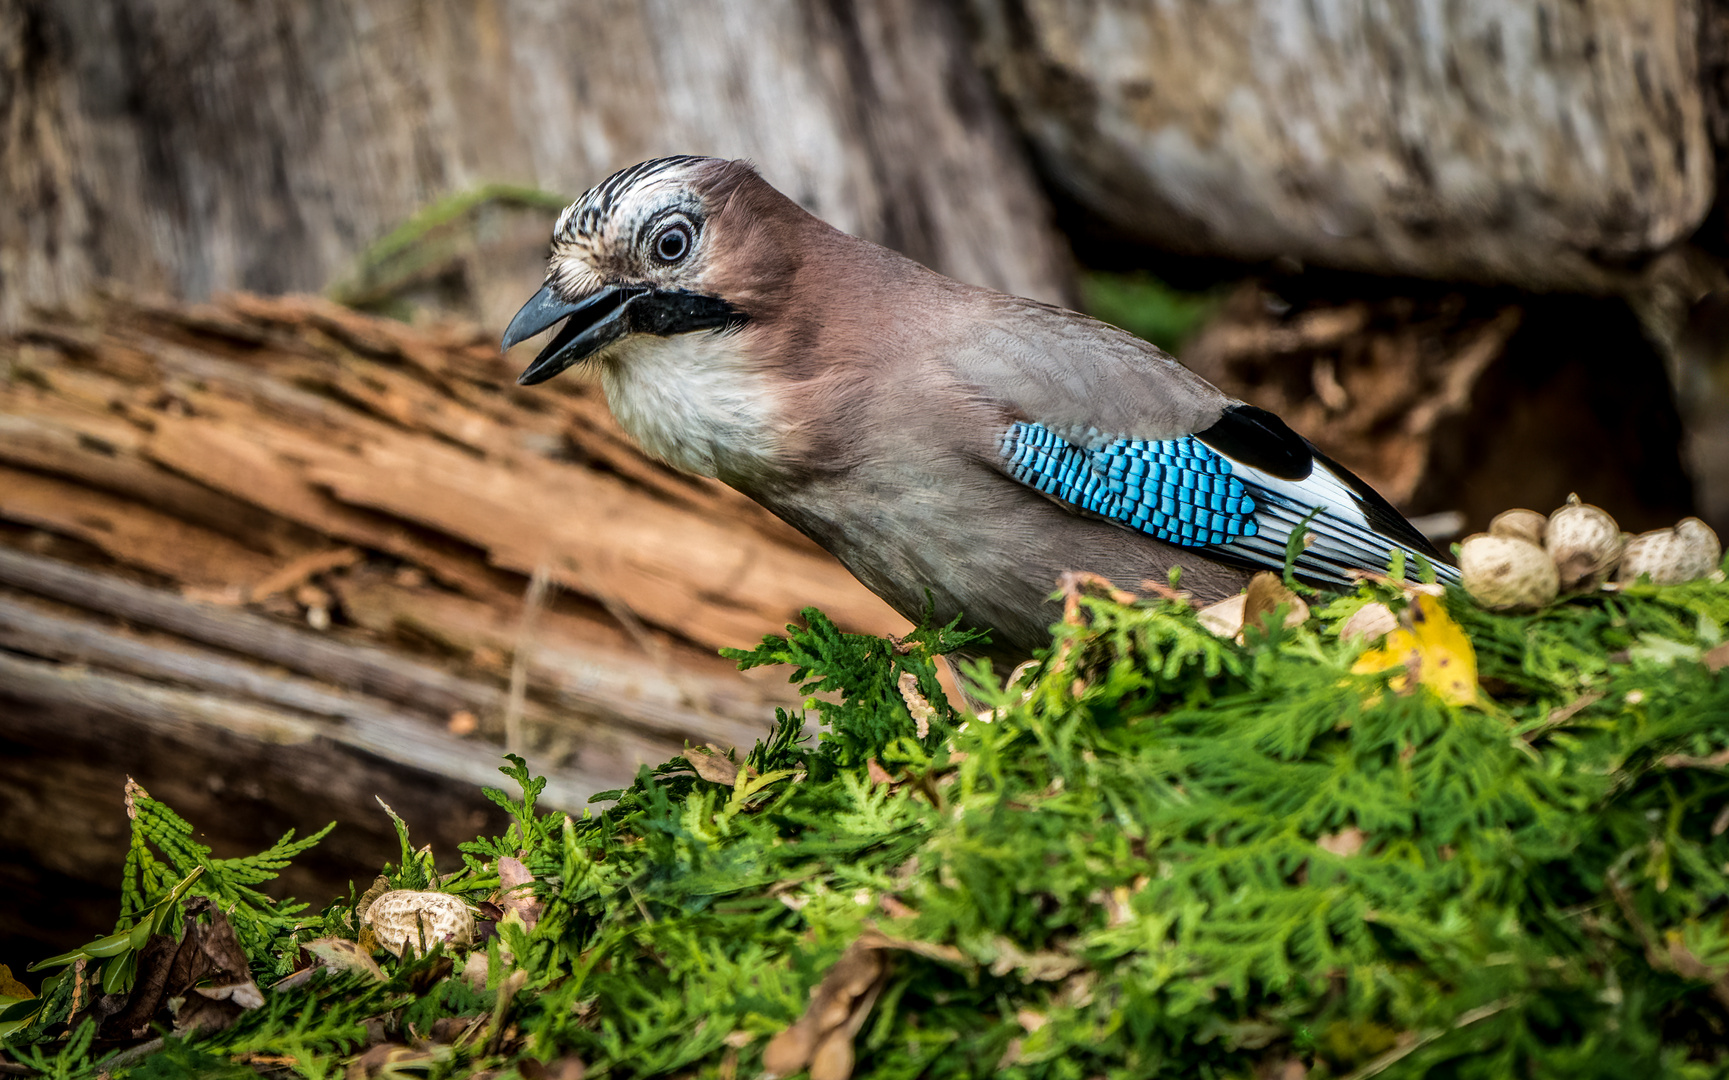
{"left": 501, "top": 155, "right": 799, "bottom": 386}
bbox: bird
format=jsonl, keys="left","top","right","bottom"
{"left": 501, "top": 155, "right": 1457, "bottom": 666}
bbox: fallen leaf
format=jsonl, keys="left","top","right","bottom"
{"left": 1243, "top": 572, "right": 1309, "bottom": 633}
{"left": 1337, "top": 601, "right": 1397, "bottom": 643}
{"left": 193, "top": 980, "right": 265, "bottom": 1010}
{"left": 346, "top": 1043, "right": 450, "bottom": 1080}
{"left": 1658, "top": 748, "right": 1729, "bottom": 770}
{"left": 763, "top": 936, "right": 903, "bottom": 1078}
{"left": 852, "top": 929, "right": 969, "bottom": 966}
{"left": 84, "top": 932, "right": 174, "bottom": 1039}
{"left": 1196, "top": 593, "right": 1246, "bottom": 638}
{"left": 683, "top": 744, "right": 753, "bottom": 785}
{"left": 354, "top": 875, "right": 393, "bottom": 925}
{"left": 762, "top": 950, "right": 878, "bottom": 1076}
{"left": 1317, "top": 827, "right": 1366, "bottom": 857}
{"left": 163, "top": 898, "right": 264, "bottom": 1035}
{"left": 1705, "top": 642, "right": 1729, "bottom": 673}
{"left": 461, "top": 952, "right": 490, "bottom": 992}
{"left": 985, "top": 937, "right": 1084, "bottom": 981}
{"left": 1350, "top": 594, "right": 1479, "bottom": 706}
{"left": 495, "top": 856, "right": 543, "bottom": 932}
{"left": 304, "top": 938, "right": 386, "bottom": 981}
{"left": 517, "top": 1056, "right": 586, "bottom": 1080}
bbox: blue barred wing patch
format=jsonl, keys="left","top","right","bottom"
{"left": 1001, "top": 422, "right": 1258, "bottom": 547}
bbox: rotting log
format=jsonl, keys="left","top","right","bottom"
{"left": 0, "top": 291, "right": 898, "bottom": 957}
{"left": 972, "top": 0, "right": 1710, "bottom": 292}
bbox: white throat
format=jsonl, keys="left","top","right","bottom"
{"left": 599, "top": 331, "right": 783, "bottom": 482}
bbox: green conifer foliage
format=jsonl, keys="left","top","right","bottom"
{"left": 4, "top": 578, "right": 1728, "bottom": 1078}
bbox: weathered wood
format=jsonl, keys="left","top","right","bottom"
{"left": 0, "top": 594, "right": 447, "bottom": 728}
{"left": 332, "top": 575, "right": 782, "bottom": 752}
{"left": 0, "top": 650, "right": 607, "bottom": 810}
{"left": 972, "top": 0, "right": 1711, "bottom": 291}
{"left": 0, "top": 546, "right": 783, "bottom": 753}
{"left": 0, "top": 0, "right": 1073, "bottom": 331}
{"left": 1181, "top": 286, "right": 1697, "bottom": 534}
{"left": 0, "top": 411, "right": 314, "bottom": 557}
{"left": 0, "top": 698, "right": 513, "bottom": 960}
{"left": 0, "top": 545, "right": 490, "bottom": 717}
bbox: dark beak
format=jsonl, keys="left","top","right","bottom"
{"left": 501, "top": 282, "right": 748, "bottom": 387}
{"left": 501, "top": 283, "right": 646, "bottom": 386}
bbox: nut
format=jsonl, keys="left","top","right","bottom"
{"left": 1618, "top": 518, "right": 1723, "bottom": 585}
{"left": 1545, "top": 496, "right": 1623, "bottom": 592}
{"left": 361, "top": 890, "right": 476, "bottom": 956}
{"left": 1488, "top": 509, "right": 1547, "bottom": 547}
{"left": 1336, "top": 601, "right": 1397, "bottom": 643}
{"left": 1459, "top": 533, "right": 1558, "bottom": 611}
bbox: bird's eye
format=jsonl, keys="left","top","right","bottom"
{"left": 653, "top": 223, "right": 691, "bottom": 264}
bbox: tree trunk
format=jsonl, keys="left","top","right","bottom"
{"left": 0, "top": 0, "right": 1076, "bottom": 331}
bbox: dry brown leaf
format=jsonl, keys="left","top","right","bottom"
{"left": 1243, "top": 572, "right": 1309, "bottom": 633}
{"left": 762, "top": 941, "right": 886, "bottom": 1077}
{"left": 1658, "top": 748, "right": 1729, "bottom": 770}
{"left": 1337, "top": 602, "right": 1397, "bottom": 643}
{"left": 1196, "top": 593, "right": 1247, "bottom": 638}
{"left": 852, "top": 929, "right": 969, "bottom": 967}
{"left": 684, "top": 744, "right": 752, "bottom": 785}
{"left": 496, "top": 856, "right": 543, "bottom": 932}
{"left": 346, "top": 1043, "right": 444, "bottom": 1080}
{"left": 517, "top": 1056, "right": 587, "bottom": 1080}
{"left": 985, "top": 937, "right": 1085, "bottom": 981}
{"left": 866, "top": 759, "right": 894, "bottom": 787}
{"left": 304, "top": 937, "right": 386, "bottom": 981}
{"left": 1317, "top": 827, "right": 1367, "bottom": 857}
{"left": 878, "top": 895, "right": 917, "bottom": 919}
{"left": 759, "top": 927, "right": 970, "bottom": 1076}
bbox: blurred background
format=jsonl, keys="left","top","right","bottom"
{"left": 3, "top": 0, "right": 1727, "bottom": 958}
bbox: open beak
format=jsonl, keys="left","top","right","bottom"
{"left": 501, "top": 283, "right": 647, "bottom": 386}
{"left": 501, "top": 282, "right": 749, "bottom": 387}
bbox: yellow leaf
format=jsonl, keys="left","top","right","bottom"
{"left": 1350, "top": 594, "right": 1478, "bottom": 706}
{"left": 0, "top": 964, "right": 33, "bottom": 1000}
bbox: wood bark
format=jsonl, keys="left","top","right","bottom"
{"left": 0, "top": 291, "right": 912, "bottom": 955}
{"left": 0, "top": 0, "right": 1075, "bottom": 332}
{"left": 972, "top": 0, "right": 1713, "bottom": 291}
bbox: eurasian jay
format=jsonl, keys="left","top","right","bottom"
{"left": 502, "top": 156, "right": 1455, "bottom": 662}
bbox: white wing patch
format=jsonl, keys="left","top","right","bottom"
{"left": 1216, "top": 457, "right": 1459, "bottom": 585}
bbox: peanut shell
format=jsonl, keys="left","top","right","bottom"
{"left": 361, "top": 890, "right": 475, "bottom": 956}
{"left": 1618, "top": 519, "right": 1722, "bottom": 585}
{"left": 1488, "top": 509, "right": 1547, "bottom": 547}
{"left": 1459, "top": 533, "right": 1558, "bottom": 611}
{"left": 1545, "top": 498, "right": 1623, "bottom": 592}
